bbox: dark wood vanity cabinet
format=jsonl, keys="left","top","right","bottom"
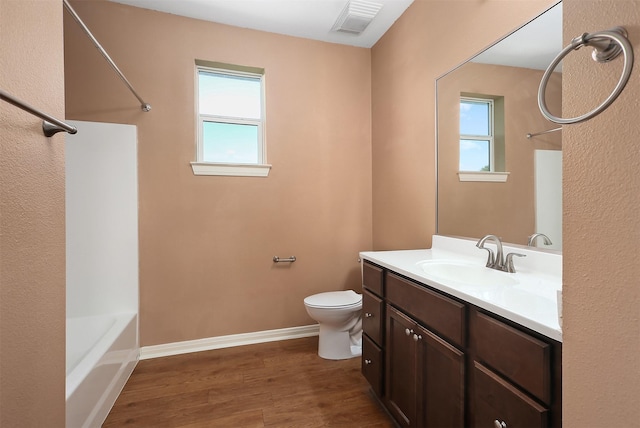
{"left": 360, "top": 261, "right": 562, "bottom": 428}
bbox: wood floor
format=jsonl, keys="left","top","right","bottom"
{"left": 103, "top": 336, "right": 395, "bottom": 427}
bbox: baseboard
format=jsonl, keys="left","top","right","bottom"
{"left": 139, "top": 324, "right": 320, "bottom": 360}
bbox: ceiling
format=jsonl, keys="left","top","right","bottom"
{"left": 109, "top": 0, "right": 415, "bottom": 48}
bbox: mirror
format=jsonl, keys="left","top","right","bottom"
{"left": 436, "top": 1, "right": 563, "bottom": 250}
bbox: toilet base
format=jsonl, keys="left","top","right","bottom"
{"left": 350, "top": 344, "right": 363, "bottom": 357}
{"left": 317, "top": 326, "right": 362, "bottom": 360}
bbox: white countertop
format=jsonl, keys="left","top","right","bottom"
{"left": 360, "top": 235, "right": 563, "bottom": 342}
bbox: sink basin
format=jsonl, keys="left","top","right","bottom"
{"left": 416, "top": 260, "right": 518, "bottom": 287}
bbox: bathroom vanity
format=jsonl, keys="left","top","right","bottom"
{"left": 360, "top": 236, "right": 562, "bottom": 428}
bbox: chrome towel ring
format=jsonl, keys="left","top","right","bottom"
{"left": 538, "top": 26, "right": 634, "bottom": 125}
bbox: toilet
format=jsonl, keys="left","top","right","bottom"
{"left": 304, "top": 290, "right": 363, "bottom": 360}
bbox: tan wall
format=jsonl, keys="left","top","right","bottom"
{"left": 64, "top": 1, "right": 373, "bottom": 346}
{"left": 371, "top": 0, "right": 555, "bottom": 250}
{"left": 437, "top": 63, "right": 561, "bottom": 245}
{"left": 0, "top": 0, "right": 66, "bottom": 425}
{"left": 562, "top": 0, "right": 640, "bottom": 425}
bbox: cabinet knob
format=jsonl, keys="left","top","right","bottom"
{"left": 365, "top": 312, "right": 373, "bottom": 318}
{"left": 405, "top": 328, "right": 414, "bottom": 336}
{"left": 413, "top": 334, "right": 422, "bottom": 342}
{"left": 364, "top": 359, "right": 372, "bottom": 365}
{"left": 494, "top": 420, "right": 507, "bottom": 428}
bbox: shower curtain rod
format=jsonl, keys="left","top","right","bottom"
{"left": 1, "top": 89, "right": 77, "bottom": 136}
{"left": 526, "top": 127, "right": 562, "bottom": 139}
{"left": 63, "top": 0, "right": 151, "bottom": 112}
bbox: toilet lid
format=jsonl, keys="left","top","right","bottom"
{"left": 304, "top": 290, "right": 362, "bottom": 308}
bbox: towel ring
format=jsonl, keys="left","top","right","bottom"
{"left": 538, "top": 27, "right": 634, "bottom": 125}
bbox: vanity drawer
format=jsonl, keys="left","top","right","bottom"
{"left": 474, "top": 362, "right": 548, "bottom": 428}
{"left": 385, "top": 272, "right": 466, "bottom": 348}
{"left": 362, "top": 261, "right": 384, "bottom": 297}
{"left": 362, "top": 334, "right": 384, "bottom": 398}
{"left": 473, "top": 310, "right": 551, "bottom": 405}
{"left": 363, "top": 289, "right": 384, "bottom": 346}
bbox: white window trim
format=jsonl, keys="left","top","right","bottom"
{"left": 193, "top": 63, "right": 270, "bottom": 177}
{"left": 190, "top": 162, "right": 271, "bottom": 177}
{"left": 458, "top": 171, "right": 510, "bottom": 182}
{"left": 460, "top": 96, "right": 495, "bottom": 172}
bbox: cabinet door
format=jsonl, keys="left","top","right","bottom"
{"left": 415, "top": 323, "right": 465, "bottom": 428}
{"left": 362, "top": 334, "right": 384, "bottom": 398}
{"left": 474, "top": 362, "right": 548, "bottom": 428}
{"left": 363, "top": 289, "right": 384, "bottom": 346}
{"left": 385, "top": 306, "right": 417, "bottom": 427}
{"left": 474, "top": 311, "right": 550, "bottom": 404}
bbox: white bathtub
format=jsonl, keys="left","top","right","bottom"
{"left": 66, "top": 312, "right": 138, "bottom": 428}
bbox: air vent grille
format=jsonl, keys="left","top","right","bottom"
{"left": 331, "top": 0, "right": 383, "bottom": 35}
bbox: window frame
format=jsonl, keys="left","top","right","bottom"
{"left": 191, "top": 61, "right": 271, "bottom": 177}
{"left": 459, "top": 96, "right": 495, "bottom": 172}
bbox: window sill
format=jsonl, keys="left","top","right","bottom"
{"left": 458, "top": 171, "right": 510, "bottom": 182}
{"left": 190, "top": 162, "right": 272, "bottom": 177}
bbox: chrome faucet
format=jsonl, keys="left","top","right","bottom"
{"left": 528, "top": 233, "right": 553, "bottom": 247}
{"left": 476, "top": 235, "right": 526, "bottom": 273}
{"left": 476, "top": 235, "right": 504, "bottom": 270}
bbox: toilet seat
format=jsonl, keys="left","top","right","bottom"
{"left": 304, "top": 290, "right": 362, "bottom": 309}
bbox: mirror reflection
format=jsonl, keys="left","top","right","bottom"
{"left": 436, "top": 1, "right": 563, "bottom": 250}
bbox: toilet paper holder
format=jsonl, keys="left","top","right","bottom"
{"left": 273, "top": 256, "right": 296, "bottom": 263}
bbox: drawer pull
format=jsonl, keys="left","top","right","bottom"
{"left": 413, "top": 334, "right": 422, "bottom": 342}
{"left": 365, "top": 312, "right": 373, "bottom": 318}
{"left": 494, "top": 420, "right": 507, "bottom": 428}
{"left": 405, "top": 328, "right": 414, "bottom": 336}
{"left": 364, "top": 359, "right": 372, "bottom": 365}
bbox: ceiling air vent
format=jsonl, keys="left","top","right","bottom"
{"left": 331, "top": 0, "right": 383, "bottom": 35}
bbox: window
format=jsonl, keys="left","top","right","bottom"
{"left": 191, "top": 61, "right": 270, "bottom": 177}
{"left": 459, "top": 97, "right": 494, "bottom": 172}
{"left": 458, "top": 95, "right": 508, "bottom": 182}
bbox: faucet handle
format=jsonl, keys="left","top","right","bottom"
{"left": 504, "top": 252, "right": 526, "bottom": 273}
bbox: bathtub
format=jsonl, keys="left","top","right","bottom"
{"left": 66, "top": 312, "right": 138, "bottom": 428}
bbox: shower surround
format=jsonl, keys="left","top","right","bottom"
{"left": 65, "top": 120, "right": 139, "bottom": 427}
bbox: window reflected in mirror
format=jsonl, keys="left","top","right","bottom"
{"left": 459, "top": 96, "right": 505, "bottom": 172}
